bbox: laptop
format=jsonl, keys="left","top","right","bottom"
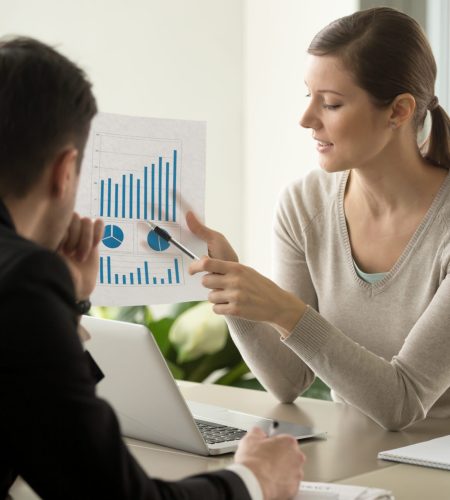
{"left": 81, "top": 315, "right": 324, "bottom": 456}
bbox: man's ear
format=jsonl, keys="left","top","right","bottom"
{"left": 388, "top": 93, "right": 416, "bottom": 129}
{"left": 49, "top": 148, "right": 79, "bottom": 198}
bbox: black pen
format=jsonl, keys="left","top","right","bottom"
{"left": 147, "top": 221, "right": 200, "bottom": 260}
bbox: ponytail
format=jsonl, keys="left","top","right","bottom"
{"left": 422, "top": 105, "right": 450, "bottom": 169}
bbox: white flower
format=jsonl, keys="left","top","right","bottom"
{"left": 169, "top": 302, "right": 228, "bottom": 363}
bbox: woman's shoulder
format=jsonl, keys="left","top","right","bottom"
{"left": 276, "top": 169, "right": 345, "bottom": 230}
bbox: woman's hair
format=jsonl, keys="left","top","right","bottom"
{"left": 308, "top": 7, "right": 450, "bottom": 169}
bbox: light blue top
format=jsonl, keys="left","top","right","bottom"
{"left": 353, "top": 259, "right": 388, "bottom": 284}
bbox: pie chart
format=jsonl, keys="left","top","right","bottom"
{"left": 102, "top": 224, "right": 124, "bottom": 249}
{"left": 147, "top": 229, "right": 170, "bottom": 252}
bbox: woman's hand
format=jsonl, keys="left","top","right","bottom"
{"left": 186, "top": 211, "right": 238, "bottom": 262}
{"left": 189, "top": 256, "right": 306, "bottom": 335}
{"left": 187, "top": 211, "right": 306, "bottom": 334}
{"left": 58, "top": 213, "right": 104, "bottom": 301}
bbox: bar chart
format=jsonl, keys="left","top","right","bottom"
{"left": 92, "top": 132, "right": 180, "bottom": 223}
{"left": 99, "top": 255, "right": 182, "bottom": 286}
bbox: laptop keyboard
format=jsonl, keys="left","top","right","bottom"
{"left": 195, "top": 419, "right": 247, "bottom": 444}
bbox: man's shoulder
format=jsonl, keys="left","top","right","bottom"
{"left": 0, "top": 228, "right": 73, "bottom": 298}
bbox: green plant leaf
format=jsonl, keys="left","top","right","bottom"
{"left": 147, "top": 317, "right": 174, "bottom": 357}
{"left": 165, "top": 359, "right": 185, "bottom": 380}
{"left": 215, "top": 361, "right": 250, "bottom": 386}
{"left": 302, "top": 377, "right": 331, "bottom": 400}
{"left": 116, "top": 306, "right": 152, "bottom": 324}
{"left": 168, "top": 301, "right": 202, "bottom": 318}
{"left": 181, "top": 333, "right": 243, "bottom": 382}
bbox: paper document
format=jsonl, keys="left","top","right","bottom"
{"left": 296, "top": 481, "right": 394, "bottom": 500}
{"left": 76, "top": 112, "right": 208, "bottom": 305}
{"left": 378, "top": 434, "right": 450, "bottom": 470}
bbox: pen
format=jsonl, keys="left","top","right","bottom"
{"left": 268, "top": 420, "right": 279, "bottom": 437}
{"left": 147, "top": 221, "right": 200, "bottom": 260}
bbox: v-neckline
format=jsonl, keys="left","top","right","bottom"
{"left": 337, "top": 169, "right": 450, "bottom": 291}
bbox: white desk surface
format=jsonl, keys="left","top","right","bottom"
{"left": 9, "top": 381, "right": 450, "bottom": 499}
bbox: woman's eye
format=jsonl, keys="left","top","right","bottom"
{"left": 323, "top": 104, "right": 341, "bottom": 110}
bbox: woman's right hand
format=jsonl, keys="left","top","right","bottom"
{"left": 186, "top": 211, "right": 239, "bottom": 262}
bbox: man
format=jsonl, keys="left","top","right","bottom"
{"left": 0, "top": 37, "right": 305, "bottom": 499}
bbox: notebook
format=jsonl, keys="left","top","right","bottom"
{"left": 378, "top": 435, "right": 450, "bottom": 470}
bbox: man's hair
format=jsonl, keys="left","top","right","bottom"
{"left": 0, "top": 37, "right": 97, "bottom": 197}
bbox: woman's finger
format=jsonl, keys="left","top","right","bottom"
{"left": 186, "top": 211, "right": 217, "bottom": 242}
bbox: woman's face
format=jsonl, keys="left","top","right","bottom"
{"left": 300, "top": 55, "right": 393, "bottom": 173}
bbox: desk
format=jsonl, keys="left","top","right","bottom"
{"left": 9, "top": 382, "right": 450, "bottom": 499}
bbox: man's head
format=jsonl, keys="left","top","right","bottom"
{"left": 0, "top": 37, "right": 97, "bottom": 247}
{"left": 0, "top": 36, "right": 97, "bottom": 197}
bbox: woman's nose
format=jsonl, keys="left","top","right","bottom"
{"left": 299, "top": 101, "right": 321, "bottom": 130}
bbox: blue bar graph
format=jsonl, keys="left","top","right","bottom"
{"left": 137, "top": 179, "right": 140, "bottom": 219}
{"left": 158, "top": 157, "right": 162, "bottom": 221}
{"left": 151, "top": 164, "right": 155, "bottom": 220}
{"left": 144, "top": 261, "right": 149, "bottom": 284}
{"left": 100, "top": 180, "right": 105, "bottom": 217}
{"left": 129, "top": 173, "right": 133, "bottom": 219}
{"left": 99, "top": 255, "right": 182, "bottom": 286}
{"left": 98, "top": 150, "right": 178, "bottom": 222}
{"left": 173, "top": 150, "right": 177, "bottom": 222}
{"left": 144, "top": 167, "right": 148, "bottom": 220}
{"left": 122, "top": 175, "right": 126, "bottom": 218}
{"left": 114, "top": 184, "right": 119, "bottom": 217}
{"left": 175, "top": 258, "right": 180, "bottom": 283}
{"left": 107, "top": 178, "right": 112, "bottom": 217}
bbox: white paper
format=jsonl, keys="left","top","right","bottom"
{"left": 76, "top": 112, "right": 208, "bottom": 306}
{"left": 296, "top": 481, "right": 394, "bottom": 500}
{"left": 378, "top": 435, "right": 450, "bottom": 469}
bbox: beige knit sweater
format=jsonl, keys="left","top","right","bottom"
{"left": 227, "top": 168, "right": 450, "bottom": 430}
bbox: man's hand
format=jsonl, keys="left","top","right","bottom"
{"left": 235, "top": 427, "right": 305, "bottom": 500}
{"left": 58, "top": 213, "right": 104, "bottom": 301}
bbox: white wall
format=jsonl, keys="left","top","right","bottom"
{"left": 427, "top": 0, "right": 450, "bottom": 111}
{"left": 1, "top": 0, "right": 359, "bottom": 279}
{"left": 0, "top": 0, "right": 245, "bottom": 252}
{"left": 243, "top": 0, "right": 357, "bottom": 275}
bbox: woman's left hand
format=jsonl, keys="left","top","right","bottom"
{"left": 189, "top": 256, "right": 307, "bottom": 335}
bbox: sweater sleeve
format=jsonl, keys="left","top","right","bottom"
{"left": 0, "top": 250, "right": 250, "bottom": 500}
{"left": 226, "top": 185, "right": 316, "bottom": 402}
{"left": 283, "top": 261, "right": 450, "bottom": 431}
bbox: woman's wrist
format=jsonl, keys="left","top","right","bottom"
{"left": 272, "top": 292, "right": 307, "bottom": 338}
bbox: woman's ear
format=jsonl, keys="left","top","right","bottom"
{"left": 388, "top": 93, "right": 416, "bottom": 129}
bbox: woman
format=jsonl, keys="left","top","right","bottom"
{"left": 188, "top": 7, "right": 450, "bottom": 430}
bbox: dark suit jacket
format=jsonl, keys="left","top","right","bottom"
{"left": 0, "top": 200, "right": 250, "bottom": 500}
